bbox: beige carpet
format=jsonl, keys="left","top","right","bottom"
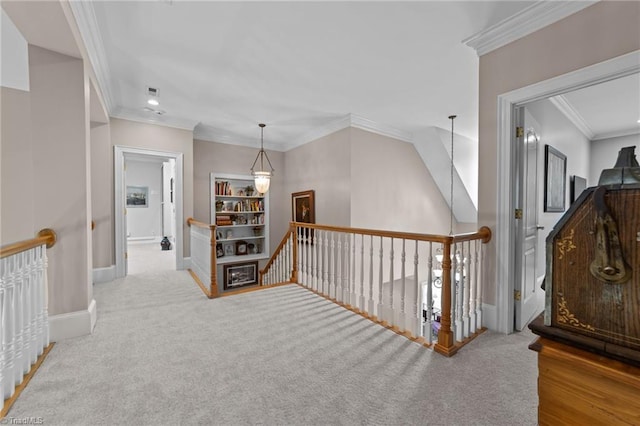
{"left": 7, "top": 254, "right": 539, "bottom": 425}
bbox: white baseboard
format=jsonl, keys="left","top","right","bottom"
{"left": 49, "top": 299, "right": 97, "bottom": 342}
{"left": 182, "top": 257, "right": 190, "bottom": 270}
{"left": 481, "top": 303, "right": 498, "bottom": 332}
{"left": 93, "top": 266, "right": 116, "bottom": 283}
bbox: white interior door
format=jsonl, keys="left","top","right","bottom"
{"left": 514, "top": 107, "right": 543, "bottom": 330}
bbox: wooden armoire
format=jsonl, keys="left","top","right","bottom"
{"left": 528, "top": 146, "right": 640, "bottom": 425}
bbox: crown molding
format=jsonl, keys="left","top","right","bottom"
{"left": 463, "top": 1, "right": 598, "bottom": 56}
{"left": 68, "top": 0, "right": 115, "bottom": 114}
{"left": 111, "top": 107, "right": 199, "bottom": 132}
{"left": 282, "top": 115, "right": 352, "bottom": 150}
{"left": 549, "top": 95, "right": 594, "bottom": 140}
{"left": 350, "top": 114, "right": 413, "bottom": 143}
{"left": 592, "top": 128, "right": 640, "bottom": 141}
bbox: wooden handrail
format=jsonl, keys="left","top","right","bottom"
{"left": 292, "top": 222, "right": 453, "bottom": 244}
{"left": 187, "top": 217, "right": 215, "bottom": 230}
{"left": 259, "top": 227, "right": 294, "bottom": 284}
{"left": 452, "top": 226, "right": 492, "bottom": 244}
{"left": 0, "top": 228, "right": 57, "bottom": 259}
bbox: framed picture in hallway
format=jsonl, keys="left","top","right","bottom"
{"left": 126, "top": 185, "right": 148, "bottom": 208}
{"left": 292, "top": 190, "right": 315, "bottom": 242}
{"left": 544, "top": 145, "right": 566, "bottom": 212}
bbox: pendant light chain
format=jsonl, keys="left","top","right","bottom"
{"left": 449, "top": 115, "right": 456, "bottom": 236}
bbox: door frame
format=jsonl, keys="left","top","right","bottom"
{"left": 114, "top": 146, "right": 184, "bottom": 278}
{"left": 495, "top": 50, "right": 640, "bottom": 334}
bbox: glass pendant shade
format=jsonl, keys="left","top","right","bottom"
{"left": 250, "top": 123, "right": 274, "bottom": 194}
{"left": 253, "top": 171, "right": 271, "bottom": 194}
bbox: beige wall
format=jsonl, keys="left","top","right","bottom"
{"left": 90, "top": 122, "right": 113, "bottom": 268}
{"left": 193, "top": 139, "right": 286, "bottom": 256}
{"left": 478, "top": 1, "right": 640, "bottom": 305}
{"left": 350, "top": 128, "right": 452, "bottom": 234}
{"left": 29, "top": 45, "right": 91, "bottom": 315}
{"left": 1, "top": 87, "right": 34, "bottom": 244}
{"left": 284, "top": 128, "right": 351, "bottom": 227}
{"left": 110, "top": 118, "right": 194, "bottom": 256}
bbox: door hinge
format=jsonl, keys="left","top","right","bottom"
{"left": 515, "top": 209, "right": 523, "bottom": 219}
{"left": 125, "top": 252, "right": 128, "bottom": 260}
{"left": 124, "top": 208, "right": 127, "bottom": 216}
{"left": 516, "top": 127, "right": 524, "bottom": 138}
{"left": 514, "top": 290, "right": 521, "bottom": 301}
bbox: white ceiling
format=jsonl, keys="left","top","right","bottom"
{"left": 85, "top": 1, "right": 544, "bottom": 150}
{"left": 553, "top": 73, "right": 640, "bottom": 141}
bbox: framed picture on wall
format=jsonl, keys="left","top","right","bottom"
{"left": 544, "top": 145, "right": 567, "bottom": 212}
{"left": 570, "top": 175, "right": 587, "bottom": 204}
{"left": 126, "top": 185, "right": 148, "bottom": 208}
{"left": 292, "top": 190, "right": 315, "bottom": 242}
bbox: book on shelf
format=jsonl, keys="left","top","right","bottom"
{"left": 215, "top": 181, "right": 232, "bottom": 196}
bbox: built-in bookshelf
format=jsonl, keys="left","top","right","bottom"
{"left": 210, "top": 173, "right": 269, "bottom": 266}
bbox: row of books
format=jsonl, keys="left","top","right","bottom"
{"left": 216, "top": 215, "right": 233, "bottom": 226}
{"left": 215, "top": 181, "right": 233, "bottom": 196}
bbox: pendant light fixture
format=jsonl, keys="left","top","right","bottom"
{"left": 250, "top": 123, "right": 274, "bottom": 194}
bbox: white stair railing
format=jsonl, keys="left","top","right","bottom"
{"left": 261, "top": 222, "right": 491, "bottom": 356}
{"left": 1, "top": 229, "right": 56, "bottom": 402}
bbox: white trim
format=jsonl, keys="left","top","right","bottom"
{"left": 350, "top": 114, "right": 413, "bottom": 143}
{"left": 592, "top": 127, "right": 640, "bottom": 141}
{"left": 115, "top": 146, "right": 185, "bottom": 278}
{"left": 496, "top": 50, "right": 640, "bottom": 334}
{"left": 111, "top": 108, "right": 199, "bottom": 132}
{"left": 68, "top": 1, "right": 114, "bottom": 113}
{"left": 549, "top": 95, "right": 595, "bottom": 140}
{"left": 49, "top": 299, "right": 97, "bottom": 341}
{"left": 183, "top": 257, "right": 191, "bottom": 269}
{"left": 93, "top": 266, "right": 115, "bottom": 283}
{"left": 463, "top": 1, "right": 597, "bottom": 56}
{"left": 481, "top": 303, "right": 497, "bottom": 332}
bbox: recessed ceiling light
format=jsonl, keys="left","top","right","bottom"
{"left": 147, "top": 99, "right": 159, "bottom": 106}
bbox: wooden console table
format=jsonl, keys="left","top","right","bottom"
{"left": 530, "top": 337, "right": 640, "bottom": 425}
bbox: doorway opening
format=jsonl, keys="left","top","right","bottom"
{"left": 114, "top": 146, "right": 184, "bottom": 278}
{"left": 496, "top": 50, "right": 640, "bottom": 334}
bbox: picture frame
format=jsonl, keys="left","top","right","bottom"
{"left": 216, "top": 243, "right": 224, "bottom": 258}
{"left": 570, "top": 175, "right": 587, "bottom": 204}
{"left": 223, "top": 261, "right": 258, "bottom": 290}
{"left": 235, "top": 240, "right": 248, "bottom": 256}
{"left": 544, "top": 145, "right": 567, "bottom": 212}
{"left": 223, "top": 244, "right": 234, "bottom": 256}
{"left": 126, "top": 185, "right": 148, "bottom": 208}
{"left": 292, "top": 190, "right": 315, "bottom": 223}
{"left": 292, "top": 190, "right": 315, "bottom": 242}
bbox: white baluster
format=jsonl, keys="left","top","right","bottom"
{"left": 14, "top": 252, "right": 25, "bottom": 384}
{"left": 476, "top": 242, "right": 484, "bottom": 329}
{"left": 1, "top": 257, "right": 7, "bottom": 400}
{"left": 312, "top": 231, "right": 318, "bottom": 291}
{"left": 388, "top": 238, "right": 395, "bottom": 328}
{"left": 414, "top": 240, "right": 421, "bottom": 338}
{"left": 3, "top": 256, "right": 16, "bottom": 399}
{"left": 424, "top": 243, "right": 434, "bottom": 343}
{"left": 463, "top": 241, "right": 471, "bottom": 338}
{"left": 343, "top": 234, "right": 350, "bottom": 305}
{"left": 367, "top": 235, "right": 374, "bottom": 317}
{"left": 330, "top": 233, "right": 336, "bottom": 299}
{"left": 336, "top": 234, "right": 343, "bottom": 302}
{"left": 350, "top": 233, "right": 357, "bottom": 307}
{"left": 359, "top": 234, "right": 365, "bottom": 313}
{"left": 377, "top": 237, "right": 384, "bottom": 323}
{"left": 453, "top": 244, "right": 462, "bottom": 342}
{"left": 399, "top": 239, "right": 406, "bottom": 333}
{"left": 322, "top": 231, "right": 329, "bottom": 296}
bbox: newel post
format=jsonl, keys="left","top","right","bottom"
{"left": 209, "top": 224, "right": 219, "bottom": 298}
{"left": 434, "top": 237, "right": 458, "bottom": 356}
{"left": 291, "top": 222, "right": 298, "bottom": 283}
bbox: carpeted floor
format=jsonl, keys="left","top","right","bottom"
{"left": 7, "top": 245, "right": 539, "bottom": 425}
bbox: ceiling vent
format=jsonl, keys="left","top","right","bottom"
{"left": 146, "top": 87, "right": 159, "bottom": 97}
